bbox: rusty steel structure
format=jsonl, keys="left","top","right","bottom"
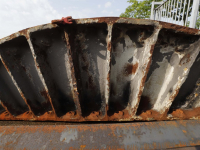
{"left": 0, "top": 17, "right": 200, "bottom": 123}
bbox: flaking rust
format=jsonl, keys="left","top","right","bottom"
{"left": 0, "top": 17, "right": 200, "bottom": 121}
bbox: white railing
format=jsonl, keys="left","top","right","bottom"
{"left": 150, "top": 0, "right": 200, "bottom": 28}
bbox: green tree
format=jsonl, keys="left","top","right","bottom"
{"left": 195, "top": 13, "right": 200, "bottom": 29}
{"left": 120, "top": 0, "right": 160, "bottom": 19}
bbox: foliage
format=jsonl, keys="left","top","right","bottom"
{"left": 120, "top": 0, "right": 159, "bottom": 19}
{"left": 196, "top": 13, "right": 200, "bottom": 29}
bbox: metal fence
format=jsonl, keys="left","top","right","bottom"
{"left": 150, "top": 0, "right": 200, "bottom": 28}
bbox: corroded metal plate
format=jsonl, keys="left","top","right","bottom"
{"left": 0, "top": 120, "right": 200, "bottom": 149}
{"left": 0, "top": 17, "right": 200, "bottom": 121}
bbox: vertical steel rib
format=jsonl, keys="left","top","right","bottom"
{"left": 129, "top": 24, "right": 162, "bottom": 117}
{"left": 104, "top": 23, "right": 113, "bottom": 119}
{"left": 63, "top": 30, "right": 82, "bottom": 118}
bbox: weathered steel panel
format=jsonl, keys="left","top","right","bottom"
{"left": 64, "top": 24, "right": 109, "bottom": 120}
{"left": 0, "top": 17, "right": 200, "bottom": 121}
{"left": 138, "top": 29, "right": 200, "bottom": 120}
{"left": 30, "top": 28, "right": 78, "bottom": 118}
{"left": 0, "top": 36, "right": 52, "bottom": 117}
{"left": 109, "top": 24, "right": 160, "bottom": 120}
{"left": 0, "top": 60, "right": 28, "bottom": 116}
{"left": 0, "top": 120, "right": 200, "bottom": 149}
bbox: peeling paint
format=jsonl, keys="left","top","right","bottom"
{"left": 0, "top": 17, "right": 200, "bottom": 121}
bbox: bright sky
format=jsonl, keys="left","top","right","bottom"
{"left": 0, "top": 0, "right": 130, "bottom": 39}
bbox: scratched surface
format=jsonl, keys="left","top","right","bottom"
{"left": 0, "top": 17, "right": 200, "bottom": 121}
{"left": 0, "top": 120, "right": 199, "bottom": 149}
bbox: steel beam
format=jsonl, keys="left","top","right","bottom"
{"left": 0, "top": 120, "right": 200, "bottom": 149}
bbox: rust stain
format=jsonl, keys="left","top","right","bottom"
{"left": 180, "top": 53, "right": 191, "bottom": 65}
{"left": 159, "top": 21, "right": 199, "bottom": 35}
{"left": 85, "top": 111, "right": 100, "bottom": 121}
{"left": 39, "top": 88, "right": 57, "bottom": 116}
{"left": 139, "top": 109, "right": 168, "bottom": 121}
{"left": 19, "top": 29, "right": 30, "bottom": 39}
{"left": 1, "top": 59, "right": 10, "bottom": 73}
{"left": 37, "top": 111, "right": 56, "bottom": 121}
{"left": 182, "top": 130, "right": 187, "bottom": 133}
{"left": 40, "top": 90, "right": 49, "bottom": 100}
{"left": 107, "top": 42, "right": 112, "bottom": 51}
{"left": 133, "top": 45, "right": 155, "bottom": 115}
{"left": 124, "top": 62, "right": 138, "bottom": 76}
{"left": 107, "top": 110, "right": 132, "bottom": 121}
{"left": 171, "top": 107, "right": 200, "bottom": 120}
{"left": 19, "top": 91, "right": 36, "bottom": 118}
{"left": 0, "top": 111, "right": 14, "bottom": 120}
{"left": 64, "top": 30, "right": 82, "bottom": 117}
{"left": 0, "top": 17, "right": 200, "bottom": 122}
{"left": 16, "top": 111, "right": 34, "bottom": 120}
{"left": 62, "top": 111, "right": 82, "bottom": 121}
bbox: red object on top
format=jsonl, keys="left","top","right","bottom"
{"left": 61, "top": 16, "right": 73, "bottom": 24}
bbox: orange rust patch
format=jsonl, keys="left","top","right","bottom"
{"left": 108, "top": 109, "right": 132, "bottom": 121}
{"left": 37, "top": 111, "right": 56, "bottom": 121}
{"left": 16, "top": 111, "right": 35, "bottom": 120}
{"left": 171, "top": 107, "right": 200, "bottom": 120}
{"left": 1, "top": 125, "right": 67, "bottom": 135}
{"left": 19, "top": 29, "right": 30, "bottom": 39}
{"left": 61, "top": 111, "right": 80, "bottom": 120}
{"left": 0, "top": 111, "right": 14, "bottom": 120}
{"left": 179, "top": 53, "right": 191, "bottom": 65}
{"left": 124, "top": 62, "right": 138, "bottom": 76}
{"left": 139, "top": 109, "right": 168, "bottom": 121}
{"left": 171, "top": 109, "right": 185, "bottom": 118}
{"left": 182, "top": 130, "right": 187, "bottom": 133}
{"left": 107, "top": 42, "right": 112, "bottom": 51}
{"left": 85, "top": 111, "right": 100, "bottom": 121}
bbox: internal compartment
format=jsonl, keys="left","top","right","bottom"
{"left": 30, "top": 28, "right": 77, "bottom": 117}
{"left": 108, "top": 23, "right": 155, "bottom": 116}
{"left": 0, "top": 60, "right": 29, "bottom": 116}
{"left": 0, "top": 36, "right": 52, "bottom": 116}
{"left": 66, "top": 23, "right": 109, "bottom": 117}
{"left": 168, "top": 52, "right": 200, "bottom": 118}
{"left": 137, "top": 29, "right": 200, "bottom": 118}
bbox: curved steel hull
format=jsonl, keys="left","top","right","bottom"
{"left": 0, "top": 17, "right": 200, "bottom": 121}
